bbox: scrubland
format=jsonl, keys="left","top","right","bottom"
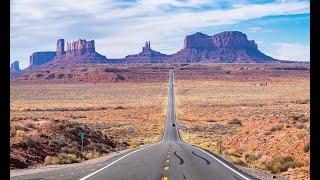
{"left": 10, "top": 63, "right": 309, "bottom": 179}
{"left": 176, "top": 78, "right": 309, "bottom": 179}
{"left": 10, "top": 82, "right": 167, "bottom": 168}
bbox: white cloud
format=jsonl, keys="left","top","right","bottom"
{"left": 269, "top": 42, "right": 310, "bottom": 61}
{"left": 10, "top": 0, "right": 310, "bottom": 68}
{"left": 247, "top": 26, "right": 273, "bottom": 33}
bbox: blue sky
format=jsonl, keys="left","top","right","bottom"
{"left": 10, "top": 0, "right": 310, "bottom": 69}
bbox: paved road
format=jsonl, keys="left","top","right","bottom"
{"left": 12, "top": 70, "right": 254, "bottom": 180}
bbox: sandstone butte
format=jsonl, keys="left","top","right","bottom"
{"left": 10, "top": 61, "right": 21, "bottom": 74}
{"left": 12, "top": 31, "right": 288, "bottom": 71}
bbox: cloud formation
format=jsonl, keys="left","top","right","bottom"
{"left": 10, "top": 0, "right": 310, "bottom": 68}
{"left": 271, "top": 42, "right": 310, "bottom": 61}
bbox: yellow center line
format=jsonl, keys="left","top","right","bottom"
{"left": 164, "top": 166, "right": 169, "bottom": 170}
{"left": 162, "top": 176, "right": 168, "bottom": 180}
{"left": 166, "top": 159, "right": 169, "bottom": 163}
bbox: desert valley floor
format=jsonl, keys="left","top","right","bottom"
{"left": 10, "top": 63, "right": 309, "bottom": 179}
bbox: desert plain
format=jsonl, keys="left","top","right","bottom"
{"left": 10, "top": 63, "right": 309, "bottom": 179}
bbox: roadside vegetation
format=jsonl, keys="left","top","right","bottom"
{"left": 10, "top": 82, "right": 167, "bottom": 168}
{"left": 10, "top": 119, "right": 128, "bottom": 168}
{"left": 176, "top": 64, "right": 309, "bottom": 179}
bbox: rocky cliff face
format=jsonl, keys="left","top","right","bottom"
{"left": 10, "top": 61, "right": 21, "bottom": 73}
{"left": 212, "top": 31, "right": 257, "bottom": 49}
{"left": 167, "top": 31, "right": 277, "bottom": 63}
{"left": 125, "top": 41, "right": 168, "bottom": 63}
{"left": 183, "top": 32, "right": 214, "bottom": 50}
{"left": 52, "top": 39, "right": 108, "bottom": 64}
{"left": 26, "top": 31, "right": 279, "bottom": 67}
{"left": 30, "top": 52, "right": 56, "bottom": 66}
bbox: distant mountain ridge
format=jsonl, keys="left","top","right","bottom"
{"left": 14, "top": 31, "right": 285, "bottom": 69}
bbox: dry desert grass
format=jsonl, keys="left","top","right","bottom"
{"left": 176, "top": 78, "right": 309, "bottom": 179}
{"left": 10, "top": 82, "right": 167, "bottom": 167}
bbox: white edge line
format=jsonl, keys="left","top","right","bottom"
{"left": 195, "top": 146, "right": 251, "bottom": 180}
{"left": 178, "top": 130, "right": 251, "bottom": 180}
{"left": 78, "top": 143, "right": 157, "bottom": 180}
{"left": 79, "top": 71, "right": 172, "bottom": 179}
{"left": 176, "top": 124, "right": 251, "bottom": 180}
{"left": 79, "top": 70, "right": 178, "bottom": 180}
{"left": 162, "top": 75, "right": 170, "bottom": 141}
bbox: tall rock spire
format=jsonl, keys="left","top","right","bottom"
{"left": 56, "top": 39, "right": 65, "bottom": 56}
{"left": 10, "top": 61, "right": 21, "bottom": 73}
{"left": 143, "top": 41, "right": 151, "bottom": 52}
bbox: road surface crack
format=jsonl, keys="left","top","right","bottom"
{"left": 192, "top": 151, "right": 211, "bottom": 165}
{"left": 174, "top": 151, "right": 184, "bottom": 164}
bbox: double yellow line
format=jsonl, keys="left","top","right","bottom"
{"left": 162, "top": 147, "right": 171, "bottom": 180}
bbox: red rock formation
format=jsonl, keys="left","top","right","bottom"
{"left": 30, "top": 52, "right": 56, "bottom": 67}
{"left": 56, "top": 39, "right": 65, "bottom": 57}
{"left": 183, "top": 32, "right": 214, "bottom": 50}
{"left": 166, "top": 31, "right": 277, "bottom": 63}
{"left": 10, "top": 61, "right": 21, "bottom": 73}
{"left": 26, "top": 31, "right": 280, "bottom": 66}
{"left": 124, "top": 41, "right": 168, "bottom": 63}
{"left": 53, "top": 39, "right": 107, "bottom": 64}
{"left": 212, "top": 31, "right": 257, "bottom": 49}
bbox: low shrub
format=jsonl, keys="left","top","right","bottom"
{"left": 115, "top": 106, "right": 125, "bottom": 110}
{"left": 289, "top": 115, "right": 303, "bottom": 122}
{"left": 10, "top": 126, "right": 17, "bottom": 137}
{"left": 228, "top": 119, "right": 242, "bottom": 126}
{"left": 244, "top": 153, "right": 261, "bottom": 163}
{"left": 39, "top": 132, "right": 47, "bottom": 138}
{"left": 85, "top": 151, "right": 101, "bottom": 160}
{"left": 130, "top": 142, "right": 138, "bottom": 149}
{"left": 270, "top": 124, "right": 284, "bottom": 132}
{"left": 232, "top": 158, "right": 247, "bottom": 166}
{"left": 23, "top": 136, "right": 37, "bottom": 148}
{"left": 25, "top": 123, "right": 34, "bottom": 129}
{"left": 285, "top": 124, "right": 292, "bottom": 128}
{"left": 69, "top": 115, "right": 87, "bottom": 119}
{"left": 298, "top": 117, "right": 309, "bottom": 123}
{"left": 57, "top": 124, "right": 65, "bottom": 130}
{"left": 295, "top": 123, "right": 305, "bottom": 129}
{"left": 100, "top": 146, "right": 110, "bottom": 153}
{"left": 206, "top": 119, "right": 217, "bottom": 122}
{"left": 226, "top": 149, "right": 243, "bottom": 158}
{"left": 264, "top": 156, "right": 303, "bottom": 173}
{"left": 61, "top": 147, "right": 83, "bottom": 158}
{"left": 264, "top": 131, "right": 272, "bottom": 136}
{"left": 86, "top": 142, "right": 98, "bottom": 151}
{"left": 303, "top": 142, "right": 310, "bottom": 153}
{"left": 57, "top": 153, "right": 81, "bottom": 164}
{"left": 49, "top": 135, "right": 66, "bottom": 146}
{"left": 16, "top": 130, "right": 27, "bottom": 141}
{"left": 44, "top": 156, "right": 59, "bottom": 165}
{"left": 294, "top": 99, "right": 309, "bottom": 104}
{"left": 297, "top": 132, "right": 306, "bottom": 140}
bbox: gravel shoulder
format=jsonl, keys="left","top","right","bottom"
{"left": 236, "top": 165, "right": 289, "bottom": 180}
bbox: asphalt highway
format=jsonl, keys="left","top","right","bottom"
{"left": 12, "top": 70, "right": 254, "bottom": 180}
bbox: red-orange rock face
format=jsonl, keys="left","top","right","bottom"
{"left": 53, "top": 39, "right": 108, "bottom": 64}
{"left": 166, "top": 31, "right": 277, "bottom": 63}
